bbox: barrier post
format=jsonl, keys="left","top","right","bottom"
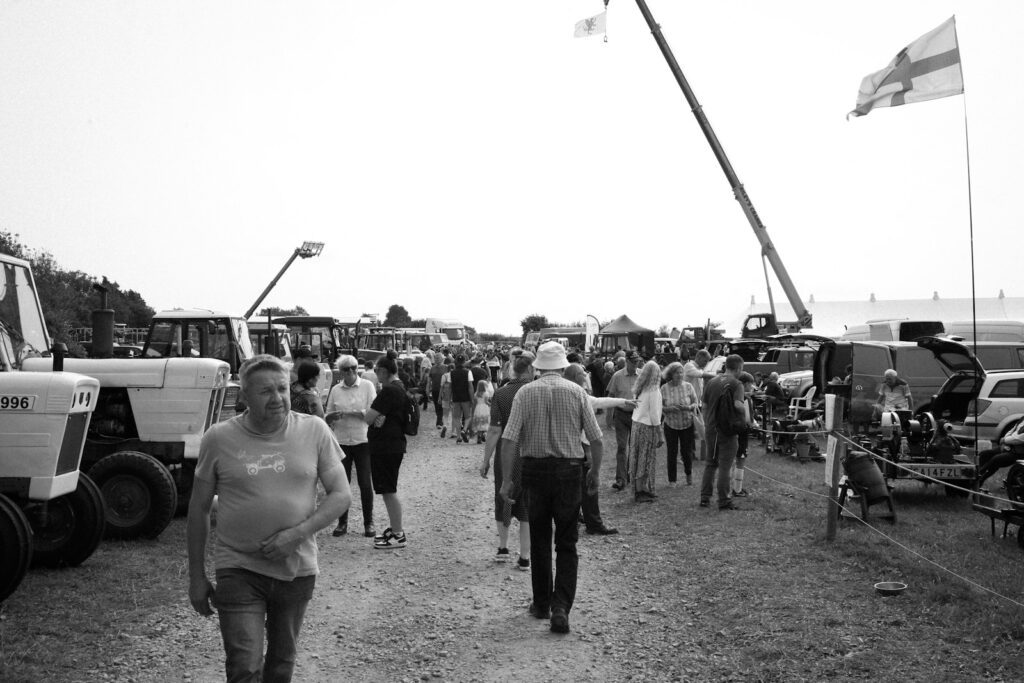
{"left": 825, "top": 395, "right": 845, "bottom": 541}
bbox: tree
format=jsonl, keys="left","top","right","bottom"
{"left": 0, "top": 231, "right": 155, "bottom": 342}
{"left": 520, "top": 313, "right": 550, "bottom": 336}
{"left": 256, "top": 305, "right": 309, "bottom": 318}
{"left": 384, "top": 304, "right": 411, "bottom": 327}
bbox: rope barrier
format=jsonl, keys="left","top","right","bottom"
{"left": 744, "top": 463, "right": 1024, "bottom": 610}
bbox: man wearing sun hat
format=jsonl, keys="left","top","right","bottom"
{"left": 499, "top": 341, "right": 604, "bottom": 635}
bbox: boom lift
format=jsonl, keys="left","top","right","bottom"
{"left": 631, "top": 0, "right": 812, "bottom": 337}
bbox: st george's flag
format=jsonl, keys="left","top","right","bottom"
{"left": 574, "top": 11, "right": 606, "bottom": 38}
{"left": 848, "top": 16, "right": 963, "bottom": 119}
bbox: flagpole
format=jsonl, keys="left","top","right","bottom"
{"left": 960, "top": 56, "right": 980, "bottom": 450}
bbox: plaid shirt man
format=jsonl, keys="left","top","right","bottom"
{"left": 503, "top": 374, "right": 602, "bottom": 458}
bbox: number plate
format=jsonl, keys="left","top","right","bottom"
{"left": 903, "top": 465, "right": 974, "bottom": 479}
{"left": 0, "top": 395, "right": 35, "bottom": 410}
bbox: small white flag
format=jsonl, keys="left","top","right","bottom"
{"left": 574, "top": 11, "right": 606, "bottom": 39}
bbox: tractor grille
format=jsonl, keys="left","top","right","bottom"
{"left": 56, "top": 412, "right": 90, "bottom": 475}
{"left": 219, "top": 384, "right": 240, "bottom": 422}
{"left": 205, "top": 387, "right": 227, "bottom": 430}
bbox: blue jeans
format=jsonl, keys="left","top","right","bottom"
{"left": 522, "top": 458, "right": 583, "bottom": 614}
{"left": 613, "top": 409, "right": 633, "bottom": 486}
{"left": 213, "top": 568, "right": 316, "bottom": 683}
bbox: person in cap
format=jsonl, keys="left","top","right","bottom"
{"left": 480, "top": 350, "right": 536, "bottom": 568}
{"left": 604, "top": 349, "right": 642, "bottom": 491}
{"left": 699, "top": 354, "right": 748, "bottom": 511}
{"left": 499, "top": 341, "right": 604, "bottom": 634}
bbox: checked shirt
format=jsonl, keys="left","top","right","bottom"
{"left": 502, "top": 373, "right": 602, "bottom": 459}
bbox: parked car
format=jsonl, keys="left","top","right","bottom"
{"left": 929, "top": 365, "right": 1024, "bottom": 447}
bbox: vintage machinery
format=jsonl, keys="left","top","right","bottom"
{"left": 0, "top": 253, "right": 106, "bottom": 601}
{"left": 869, "top": 410, "right": 975, "bottom": 494}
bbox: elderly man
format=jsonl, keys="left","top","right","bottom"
{"left": 325, "top": 354, "right": 377, "bottom": 538}
{"left": 188, "top": 355, "right": 351, "bottom": 682}
{"left": 500, "top": 342, "right": 603, "bottom": 634}
{"left": 876, "top": 369, "right": 913, "bottom": 413}
{"left": 604, "top": 349, "right": 642, "bottom": 490}
{"left": 699, "top": 354, "right": 747, "bottom": 511}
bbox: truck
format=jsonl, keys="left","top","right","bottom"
{"left": 0, "top": 252, "right": 107, "bottom": 601}
{"left": 424, "top": 318, "right": 466, "bottom": 344}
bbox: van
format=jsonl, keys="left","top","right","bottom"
{"left": 943, "top": 320, "right": 1024, "bottom": 342}
{"left": 816, "top": 337, "right": 1024, "bottom": 424}
{"left": 840, "top": 319, "right": 944, "bottom": 342}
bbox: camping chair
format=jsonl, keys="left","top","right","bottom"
{"left": 787, "top": 386, "right": 817, "bottom": 420}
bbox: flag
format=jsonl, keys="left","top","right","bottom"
{"left": 574, "top": 11, "right": 606, "bottom": 39}
{"left": 848, "top": 16, "right": 963, "bottom": 119}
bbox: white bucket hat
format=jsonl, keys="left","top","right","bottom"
{"left": 534, "top": 341, "right": 569, "bottom": 370}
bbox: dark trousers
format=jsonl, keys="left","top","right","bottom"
{"left": 580, "top": 449, "right": 605, "bottom": 531}
{"left": 522, "top": 458, "right": 583, "bottom": 614}
{"left": 431, "top": 389, "right": 443, "bottom": 426}
{"left": 664, "top": 424, "right": 695, "bottom": 482}
{"left": 978, "top": 447, "right": 1023, "bottom": 485}
{"left": 338, "top": 443, "right": 373, "bottom": 529}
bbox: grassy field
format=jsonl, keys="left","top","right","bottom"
{"left": 2, "top": 431, "right": 1024, "bottom": 681}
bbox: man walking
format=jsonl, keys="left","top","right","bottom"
{"left": 449, "top": 355, "right": 475, "bottom": 443}
{"left": 325, "top": 354, "right": 377, "bottom": 538}
{"left": 604, "top": 349, "right": 641, "bottom": 491}
{"left": 500, "top": 341, "right": 604, "bottom": 634}
{"left": 699, "top": 354, "right": 747, "bottom": 511}
{"left": 188, "top": 355, "right": 351, "bottom": 682}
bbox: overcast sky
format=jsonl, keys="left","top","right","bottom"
{"left": 1, "top": 1, "right": 1019, "bottom": 336}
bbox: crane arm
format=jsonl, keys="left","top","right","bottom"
{"left": 632, "top": 0, "right": 811, "bottom": 329}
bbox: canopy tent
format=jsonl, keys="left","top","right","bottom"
{"left": 598, "top": 315, "right": 656, "bottom": 358}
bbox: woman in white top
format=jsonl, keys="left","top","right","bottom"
{"left": 629, "top": 360, "right": 664, "bottom": 502}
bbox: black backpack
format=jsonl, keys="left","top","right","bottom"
{"left": 715, "top": 384, "right": 747, "bottom": 437}
{"left": 404, "top": 391, "right": 420, "bottom": 436}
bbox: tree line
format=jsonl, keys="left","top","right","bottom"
{"left": 1, "top": 231, "right": 155, "bottom": 345}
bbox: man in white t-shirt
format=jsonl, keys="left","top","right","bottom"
{"left": 188, "top": 355, "right": 350, "bottom": 683}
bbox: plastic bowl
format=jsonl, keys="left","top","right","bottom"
{"left": 874, "top": 581, "right": 907, "bottom": 596}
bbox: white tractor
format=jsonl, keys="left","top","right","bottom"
{"left": 0, "top": 254, "right": 106, "bottom": 601}
{"left": 3, "top": 252, "right": 231, "bottom": 541}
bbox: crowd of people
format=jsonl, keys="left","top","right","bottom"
{"left": 181, "top": 338, "right": 836, "bottom": 679}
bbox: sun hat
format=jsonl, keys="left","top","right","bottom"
{"left": 534, "top": 341, "right": 569, "bottom": 370}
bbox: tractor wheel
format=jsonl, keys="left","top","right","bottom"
{"left": 0, "top": 494, "right": 33, "bottom": 603}
{"left": 89, "top": 451, "right": 177, "bottom": 540}
{"left": 27, "top": 473, "right": 107, "bottom": 568}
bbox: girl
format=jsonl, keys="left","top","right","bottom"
{"left": 629, "top": 360, "right": 664, "bottom": 503}
{"left": 732, "top": 372, "right": 759, "bottom": 497}
{"left": 471, "top": 376, "right": 493, "bottom": 443}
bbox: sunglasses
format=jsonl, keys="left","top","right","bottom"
{"left": 340, "top": 366, "right": 358, "bottom": 372}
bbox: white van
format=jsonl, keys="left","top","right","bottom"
{"left": 943, "top": 320, "right": 1024, "bottom": 342}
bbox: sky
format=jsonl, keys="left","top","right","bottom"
{"left": 1, "top": 1, "right": 1021, "bottom": 337}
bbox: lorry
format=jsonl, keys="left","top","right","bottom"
{"left": 0, "top": 252, "right": 107, "bottom": 601}
{"left": 424, "top": 318, "right": 466, "bottom": 344}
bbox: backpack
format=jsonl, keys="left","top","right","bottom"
{"left": 715, "top": 384, "right": 747, "bottom": 437}
{"left": 404, "top": 391, "right": 420, "bottom": 436}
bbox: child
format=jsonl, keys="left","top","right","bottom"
{"left": 732, "top": 372, "right": 759, "bottom": 497}
{"left": 471, "top": 378, "right": 493, "bottom": 444}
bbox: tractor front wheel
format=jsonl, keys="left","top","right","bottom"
{"left": 90, "top": 451, "right": 177, "bottom": 540}
{"left": 27, "top": 472, "right": 107, "bottom": 567}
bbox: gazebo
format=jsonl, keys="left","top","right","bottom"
{"left": 598, "top": 315, "right": 656, "bottom": 358}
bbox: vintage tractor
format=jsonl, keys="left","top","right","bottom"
{"left": 3, "top": 252, "right": 230, "bottom": 541}
{"left": 0, "top": 254, "right": 107, "bottom": 601}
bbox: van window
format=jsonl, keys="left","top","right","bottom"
{"left": 990, "top": 378, "right": 1024, "bottom": 399}
{"left": 975, "top": 348, "right": 1015, "bottom": 371}
{"left": 895, "top": 347, "right": 952, "bottom": 401}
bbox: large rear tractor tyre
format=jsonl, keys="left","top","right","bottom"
{"left": 0, "top": 494, "right": 33, "bottom": 603}
{"left": 89, "top": 451, "right": 177, "bottom": 540}
{"left": 28, "top": 473, "right": 107, "bottom": 568}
